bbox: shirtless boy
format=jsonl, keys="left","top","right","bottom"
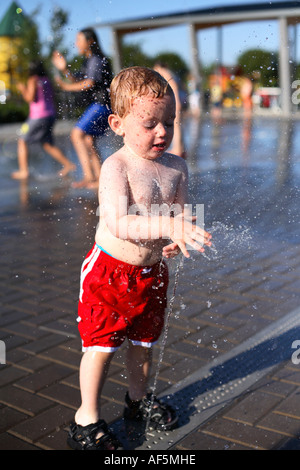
{"left": 67, "top": 67, "right": 211, "bottom": 450}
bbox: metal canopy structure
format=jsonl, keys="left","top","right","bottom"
{"left": 93, "top": 2, "right": 300, "bottom": 115}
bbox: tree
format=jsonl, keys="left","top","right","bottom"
{"left": 17, "top": 6, "right": 41, "bottom": 77}
{"left": 121, "top": 42, "right": 153, "bottom": 68}
{"left": 237, "top": 49, "right": 279, "bottom": 87}
{"left": 152, "top": 52, "right": 189, "bottom": 81}
{"left": 48, "top": 6, "right": 69, "bottom": 57}
{"left": 120, "top": 42, "right": 189, "bottom": 84}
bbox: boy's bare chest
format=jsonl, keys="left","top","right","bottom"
{"left": 127, "top": 164, "right": 180, "bottom": 207}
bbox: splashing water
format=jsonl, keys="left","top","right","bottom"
{"left": 144, "top": 222, "right": 252, "bottom": 435}
{"left": 201, "top": 221, "right": 253, "bottom": 261}
{"left": 145, "top": 254, "right": 184, "bottom": 435}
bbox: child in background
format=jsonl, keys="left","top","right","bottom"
{"left": 68, "top": 66, "right": 211, "bottom": 450}
{"left": 11, "top": 61, "right": 75, "bottom": 180}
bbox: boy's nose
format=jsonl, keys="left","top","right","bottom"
{"left": 156, "top": 123, "right": 167, "bottom": 137}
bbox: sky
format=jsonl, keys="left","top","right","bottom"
{"left": 0, "top": 0, "right": 292, "bottom": 67}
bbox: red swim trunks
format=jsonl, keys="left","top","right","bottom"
{"left": 77, "top": 244, "right": 169, "bottom": 352}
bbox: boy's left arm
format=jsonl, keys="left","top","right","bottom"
{"left": 162, "top": 158, "right": 188, "bottom": 259}
{"left": 162, "top": 157, "right": 211, "bottom": 258}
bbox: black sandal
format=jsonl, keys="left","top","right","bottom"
{"left": 123, "top": 391, "right": 178, "bottom": 431}
{"left": 67, "top": 418, "right": 122, "bottom": 450}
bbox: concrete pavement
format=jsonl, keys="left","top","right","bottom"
{"left": 0, "top": 115, "right": 299, "bottom": 450}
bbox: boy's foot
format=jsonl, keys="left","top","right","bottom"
{"left": 11, "top": 170, "right": 29, "bottom": 180}
{"left": 123, "top": 391, "right": 178, "bottom": 431}
{"left": 67, "top": 418, "right": 122, "bottom": 450}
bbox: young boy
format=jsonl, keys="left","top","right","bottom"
{"left": 67, "top": 67, "right": 211, "bottom": 450}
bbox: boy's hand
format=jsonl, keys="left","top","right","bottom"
{"left": 162, "top": 242, "right": 181, "bottom": 259}
{"left": 170, "top": 214, "right": 212, "bottom": 258}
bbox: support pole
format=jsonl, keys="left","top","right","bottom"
{"left": 279, "top": 16, "right": 291, "bottom": 116}
{"left": 111, "top": 29, "right": 122, "bottom": 74}
{"left": 189, "top": 23, "right": 202, "bottom": 109}
{"left": 217, "top": 26, "right": 223, "bottom": 66}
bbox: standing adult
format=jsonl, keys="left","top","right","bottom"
{"left": 52, "top": 28, "right": 112, "bottom": 188}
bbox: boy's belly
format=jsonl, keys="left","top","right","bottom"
{"left": 95, "top": 223, "right": 166, "bottom": 266}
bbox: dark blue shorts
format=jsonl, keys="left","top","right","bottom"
{"left": 75, "top": 103, "right": 111, "bottom": 136}
{"left": 20, "top": 116, "right": 55, "bottom": 145}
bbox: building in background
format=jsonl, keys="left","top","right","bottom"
{"left": 0, "top": 2, "right": 28, "bottom": 97}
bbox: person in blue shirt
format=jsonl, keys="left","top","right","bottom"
{"left": 52, "top": 28, "right": 112, "bottom": 188}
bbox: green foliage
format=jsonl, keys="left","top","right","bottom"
{"left": 152, "top": 52, "right": 189, "bottom": 80}
{"left": 0, "top": 99, "right": 28, "bottom": 123}
{"left": 236, "top": 49, "right": 279, "bottom": 87}
{"left": 122, "top": 42, "right": 153, "bottom": 69}
{"left": 17, "top": 6, "right": 41, "bottom": 77}
{"left": 121, "top": 41, "right": 189, "bottom": 84}
{"left": 49, "top": 7, "right": 69, "bottom": 55}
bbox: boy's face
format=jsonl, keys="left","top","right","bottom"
{"left": 116, "top": 94, "right": 176, "bottom": 160}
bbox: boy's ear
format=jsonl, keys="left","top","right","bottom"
{"left": 108, "top": 114, "right": 125, "bottom": 137}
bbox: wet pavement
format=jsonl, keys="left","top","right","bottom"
{"left": 0, "top": 113, "right": 300, "bottom": 451}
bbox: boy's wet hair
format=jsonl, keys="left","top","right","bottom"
{"left": 110, "top": 66, "right": 174, "bottom": 118}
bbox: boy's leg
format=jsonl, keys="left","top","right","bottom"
{"left": 11, "top": 138, "right": 29, "bottom": 179}
{"left": 42, "top": 142, "right": 75, "bottom": 177}
{"left": 124, "top": 343, "right": 178, "bottom": 430}
{"left": 69, "top": 349, "right": 121, "bottom": 449}
{"left": 126, "top": 343, "right": 152, "bottom": 401}
{"left": 75, "top": 349, "right": 114, "bottom": 427}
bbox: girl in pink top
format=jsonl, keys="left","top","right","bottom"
{"left": 28, "top": 75, "right": 56, "bottom": 120}
{"left": 11, "top": 61, "right": 75, "bottom": 180}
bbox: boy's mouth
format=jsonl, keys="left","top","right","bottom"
{"left": 153, "top": 142, "right": 166, "bottom": 151}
